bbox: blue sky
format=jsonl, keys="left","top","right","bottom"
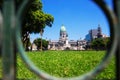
{"left": 30, "top": 0, "right": 113, "bottom": 43}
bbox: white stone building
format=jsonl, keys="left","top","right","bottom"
{"left": 48, "top": 25, "right": 86, "bottom": 50}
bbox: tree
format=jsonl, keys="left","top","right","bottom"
{"left": 33, "top": 38, "right": 48, "bottom": 50}
{"left": 22, "top": 0, "right": 54, "bottom": 51}
{"left": 91, "top": 38, "right": 106, "bottom": 50}
{"left": 91, "top": 37, "right": 111, "bottom": 50}
{"left": 40, "top": 29, "right": 44, "bottom": 51}
{"left": 0, "top": 0, "right": 54, "bottom": 51}
{"left": 103, "top": 37, "right": 111, "bottom": 49}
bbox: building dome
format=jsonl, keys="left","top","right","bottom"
{"left": 60, "top": 25, "right": 66, "bottom": 32}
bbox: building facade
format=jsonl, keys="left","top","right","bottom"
{"left": 85, "top": 24, "right": 108, "bottom": 42}
{"left": 48, "top": 25, "right": 86, "bottom": 50}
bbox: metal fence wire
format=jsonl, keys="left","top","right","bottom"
{"left": 0, "top": 0, "right": 120, "bottom": 80}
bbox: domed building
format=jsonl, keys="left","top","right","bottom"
{"left": 59, "top": 25, "right": 70, "bottom": 50}
{"left": 59, "top": 25, "right": 68, "bottom": 41}
{"left": 48, "top": 25, "right": 86, "bottom": 50}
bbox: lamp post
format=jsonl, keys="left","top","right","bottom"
{"left": 40, "top": 29, "right": 43, "bottom": 51}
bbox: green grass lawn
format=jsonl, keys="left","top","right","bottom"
{"left": 16, "top": 51, "right": 115, "bottom": 79}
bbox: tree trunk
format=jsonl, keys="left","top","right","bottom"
{"left": 40, "top": 29, "right": 43, "bottom": 51}
{"left": 22, "top": 32, "right": 30, "bottom": 51}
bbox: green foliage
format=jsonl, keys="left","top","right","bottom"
{"left": 33, "top": 38, "right": 48, "bottom": 50}
{"left": 0, "top": 0, "right": 54, "bottom": 50}
{"left": 22, "top": 0, "right": 54, "bottom": 34}
{"left": 104, "top": 37, "right": 111, "bottom": 49}
{"left": 20, "top": 0, "right": 54, "bottom": 50}
{"left": 91, "top": 38, "right": 110, "bottom": 50}
{"left": 91, "top": 38, "right": 105, "bottom": 50}
{"left": 15, "top": 51, "right": 115, "bottom": 79}
{"left": 0, "top": 0, "right": 54, "bottom": 33}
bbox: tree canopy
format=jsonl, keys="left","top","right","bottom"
{"left": 0, "top": 0, "right": 54, "bottom": 34}
{"left": 91, "top": 38, "right": 110, "bottom": 50}
{"left": 0, "top": 0, "right": 54, "bottom": 51}
{"left": 22, "top": 0, "right": 54, "bottom": 34}
{"left": 20, "top": 0, "right": 54, "bottom": 50}
{"left": 33, "top": 38, "right": 48, "bottom": 50}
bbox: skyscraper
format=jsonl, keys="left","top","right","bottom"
{"left": 85, "top": 25, "right": 103, "bottom": 42}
